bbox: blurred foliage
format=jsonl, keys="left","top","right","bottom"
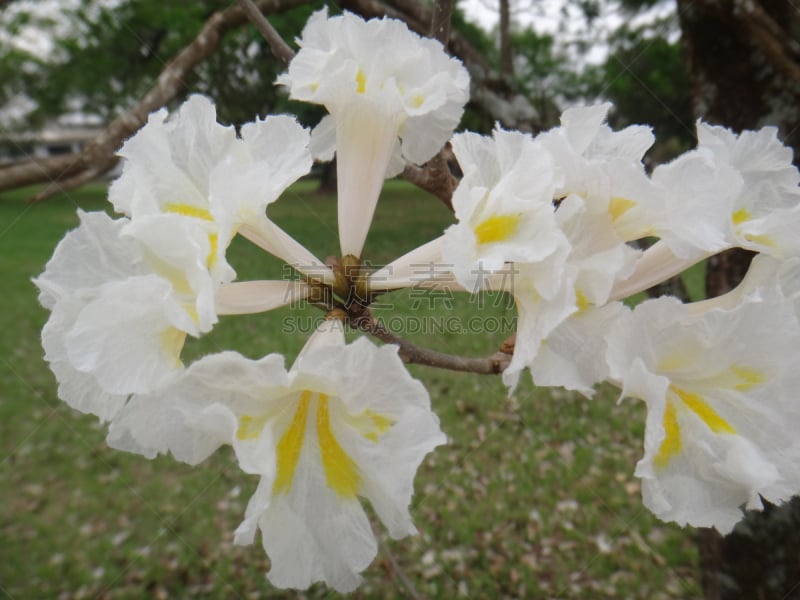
{"left": 511, "top": 28, "right": 602, "bottom": 129}
{"left": 0, "top": 0, "right": 326, "bottom": 128}
{"left": 596, "top": 17, "right": 694, "bottom": 162}
{"left": 1, "top": 0, "right": 692, "bottom": 162}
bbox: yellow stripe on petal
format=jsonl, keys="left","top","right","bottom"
{"left": 207, "top": 233, "right": 219, "bottom": 268}
{"left": 364, "top": 410, "right": 394, "bottom": 442}
{"left": 474, "top": 214, "right": 522, "bottom": 245}
{"left": 368, "top": 410, "right": 393, "bottom": 434}
{"left": 356, "top": 68, "right": 367, "bottom": 94}
{"left": 731, "top": 208, "right": 751, "bottom": 226}
{"left": 654, "top": 400, "right": 681, "bottom": 469}
{"left": 160, "top": 327, "right": 186, "bottom": 367}
{"left": 672, "top": 386, "right": 736, "bottom": 434}
{"left": 609, "top": 196, "right": 637, "bottom": 222}
{"left": 273, "top": 391, "right": 312, "bottom": 495}
{"left": 164, "top": 203, "right": 214, "bottom": 221}
{"left": 731, "top": 365, "right": 766, "bottom": 391}
{"left": 743, "top": 232, "right": 776, "bottom": 249}
{"left": 575, "top": 290, "right": 591, "bottom": 312}
{"left": 317, "top": 394, "right": 361, "bottom": 498}
{"left": 237, "top": 414, "right": 268, "bottom": 441}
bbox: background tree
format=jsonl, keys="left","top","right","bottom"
{"left": 675, "top": 1, "right": 800, "bottom": 598}
{"left": 599, "top": 20, "right": 693, "bottom": 162}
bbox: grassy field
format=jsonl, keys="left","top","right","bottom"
{"left": 0, "top": 180, "right": 701, "bottom": 599}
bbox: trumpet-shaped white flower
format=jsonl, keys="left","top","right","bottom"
{"left": 526, "top": 301, "right": 627, "bottom": 397}
{"left": 35, "top": 208, "right": 314, "bottom": 422}
{"left": 442, "top": 127, "right": 565, "bottom": 292}
{"left": 34, "top": 211, "right": 202, "bottom": 415}
{"left": 279, "top": 9, "right": 469, "bottom": 257}
{"left": 36, "top": 95, "right": 334, "bottom": 422}
{"left": 696, "top": 122, "right": 800, "bottom": 257}
{"left": 607, "top": 295, "right": 800, "bottom": 532}
{"left": 503, "top": 195, "right": 638, "bottom": 390}
{"left": 110, "top": 94, "right": 331, "bottom": 282}
{"left": 538, "top": 103, "right": 660, "bottom": 241}
{"left": 688, "top": 255, "right": 800, "bottom": 319}
{"left": 110, "top": 320, "right": 445, "bottom": 591}
{"left": 647, "top": 122, "right": 800, "bottom": 260}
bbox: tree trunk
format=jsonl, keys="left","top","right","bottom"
{"left": 677, "top": 1, "right": 800, "bottom": 597}
{"left": 499, "top": 0, "right": 513, "bottom": 79}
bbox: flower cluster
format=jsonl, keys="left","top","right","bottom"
{"left": 35, "top": 7, "right": 800, "bottom": 593}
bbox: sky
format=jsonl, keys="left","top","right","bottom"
{"left": 458, "top": 0, "right": 677, "bottom": 65}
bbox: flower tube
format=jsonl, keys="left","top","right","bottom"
{"left": 278, "top": 9, "right": 470, "bottom": 257}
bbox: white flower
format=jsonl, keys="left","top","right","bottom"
{"left": 34, "top": 210, "right": 311, "bottom": 421}
{"left": 111, "top": 320, "right": 445, "bottom": 591}
{"left": 689, "top": 254, "right": 800, "bottom": 317}
{"left": 696, "top": 122, "right": 800, "bottom": 257}
{"left": 503, "top": 195, "right": 638, "bottom": 390}
{"left": 646, "top": 122, "right": 800, "bottom": 260}
{"left": 34, "top": 211, "right": 200, "bottom": 413}
{"left": 279, "top": 9, "right": 470, "bottom": 257}
{"left": 607, "top": 295, "right": 800, "bottom": 532}
{"left": 649, "top": 145, "right": 742, "bottom": 259}
{"left": 538, "top": 103, "right": 659, "bottom": 241}
{"left": 526, "top": 301, "right": 627, "bottom": 397}
{"left": 442, "top": 127, "right": 565, "bottom": 292}
{"left": 110, "top": 94, "right": 331, "bottom": 283}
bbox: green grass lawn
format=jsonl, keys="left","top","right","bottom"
{"left": 0, "top": 180, "right": 700, "bottom": 598}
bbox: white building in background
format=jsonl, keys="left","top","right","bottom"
{"left": 0, "top": 124, "right": 104, "bottom": 166}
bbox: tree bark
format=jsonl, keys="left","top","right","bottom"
{"left": 677, "top": 1, "right": 800, "bottom": 597}
{"left": 498, "top": 0, "right": 513, "bottom": 79}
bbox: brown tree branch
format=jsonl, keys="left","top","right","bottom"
{"left": 350, "top": 307, "right": 511, "bottom": 375}
{"left": 1, "top": 0, "right": 305, "bottom": 200}
{"left": 400, "top": 144, "right": 456, "bottom": 210}
{"left": 3, "top": 0, "right": 539, "bottom": 205}
{"left": 499, "top": 0, "right": 514, "bottom": 79}
{"left": 731, "top": 0, "right": 800, "bottom": 83}
{"left": 379, "top": 538, "right": 422, "bottom": 600}
{"left": 430, "top": 0, "right": 453, "bottom": 47}
{"left": 237, "top": 0, "right": 295, "bottom": 66}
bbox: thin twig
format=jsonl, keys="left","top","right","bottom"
{"left": 351, "top": 308, "right": 511, "bottom": 375}
{"left": 430, "top": 0, "right": 453, "bottom": 47}
{"left": 31, "top": 166, "right": 106, "bottom": 202}
{"left": 237, "top": 0, "right": 295, "bottom": 67}
{"left": 380, "top": 538, "right": 422, "bottom": 600}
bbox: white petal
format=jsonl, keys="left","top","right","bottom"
{"left": 335, "top": 101, "right": 402, "bottom": 257}
{"left": 65, "top": 276, "right": 193, "bottom": 395}
{"left": 309, "top": 115, "right": 336, "bottom": 161}
{"left": 34, "top": 211, "right": 142, "bottom": 309}
{"left": 41, "top": 297, "right": 129, "bottom": 421}
{"left": 528, "top": 302, "right": 627, "bottom": 397}
{"left": 213, "top": 114, "right": 313, "bottom": 220}
{"left": 368, "top": 236, "right": 455, "bottom": 291}
{"left": 215, "top": 280, "right": 312, "bottom": 315}
{"left": 122, "top": 214, "right": 224, "bottom": 331}
{"left": 238, "top": 217, "right": 334, "bottom": 285}
{"left": 106, "top": 391, "right": 237, "bottom": 464}
{"left": 244, "top": 478, "right": 375, "bottom": 593}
